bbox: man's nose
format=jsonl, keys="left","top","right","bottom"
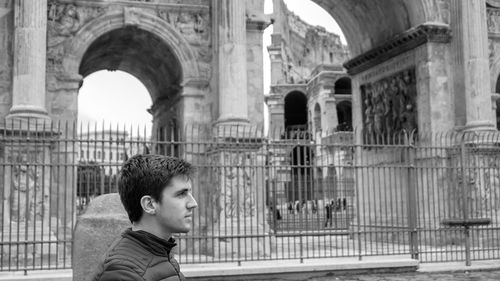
{"left": 187, "top": 193, "right": 198, "bottom": 209}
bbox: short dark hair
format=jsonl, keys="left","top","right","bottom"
{"left": 118, "top": 154, "right": 195, "bottom": 223}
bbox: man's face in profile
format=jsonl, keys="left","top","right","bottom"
{"left": 153, "top": 176, "right": 198, "bottom": 236}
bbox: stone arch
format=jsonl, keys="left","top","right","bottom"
{"left": 64, "top": 9, "right": 201, "bottom": 84}
{"left": 334, "top": 77, "right": 352, "bottom": 96}
{"left": 311, "top": 0, "right": 434, "bottom": 56}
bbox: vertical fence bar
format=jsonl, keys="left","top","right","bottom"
{"left": 406, "top": 136, "right": 418, "bottom": 259}
{"left": 460, "top": 139, "right": 472, "bottom": 266}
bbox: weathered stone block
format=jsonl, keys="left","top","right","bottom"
{"left": 73, "top": 193, "right": 129, "bottom": 281}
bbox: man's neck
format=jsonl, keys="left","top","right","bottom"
{"left": 132, "top": 220, "right": 172, "bottom": 241}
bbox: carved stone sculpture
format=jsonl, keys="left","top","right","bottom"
{"left": 361, "top": 68, "right": 417, "bottom": 142}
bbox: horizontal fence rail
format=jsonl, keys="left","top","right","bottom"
{"left": 0, "top": 119, "right": 499, "bottom": 271}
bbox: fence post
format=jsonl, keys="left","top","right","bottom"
{"left": 406, "top": 134, "right": 418, "bottom": 260}
{"left": 460, "top": 139, "right": 472, "bottom": 266}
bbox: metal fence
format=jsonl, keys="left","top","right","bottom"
{"left": 0, "top": 119, "right": 499, "bottom": 271}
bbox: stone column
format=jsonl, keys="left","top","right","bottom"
{"left": 265, "top": 95, "right": 284, "bottom": 135}
{"left": 8, "top": 0, "right": 49, "bottom": 120}
{"left": 451, "top": 0, "right": 495, "bottom": 130}
{"left": 246, "top": 0, "right": 271, "bottom": 127}
{"left": 216, "top": 0, "right": 249, "bottom": 124}
{"left": 324, "top": 97, "right": 338, "bottom": 131}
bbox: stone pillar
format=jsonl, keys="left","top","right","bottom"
{"left": 179, "top": 80, "right": 211, "bottom": 128}
{"left": 8, "top": 0, "right": 49, "bottom": 120}
{"left": 451, "top": 0, "right": 495, "bottom": 130}
{"left": 246, "top": 0, "right": 271, "bottom": 127}
{"left": 265, "top": 96, "right": 284, "bottom": 135}
{"left": 324, "top": 97, "right": 338, "bottom": 131}
{"left": 268, "top": 35, "right": 284, "bottom": 85}
{"left": 216, "top": 0, "right": 249, "bottom": 124}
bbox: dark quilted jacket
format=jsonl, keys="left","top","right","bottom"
{"left": 92, "top": 228, "right": 186, "bottom": 281}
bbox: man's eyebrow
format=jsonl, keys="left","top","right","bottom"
{"left": 176, "top": 187, "right": 191, "bottom": 194}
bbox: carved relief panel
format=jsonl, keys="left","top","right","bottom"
{"left": 47, "top": 1, "right": 107, "bottom": 71}
{"left": 360, "top": 68, "right": 417, "bottom": 141}
{"left": 487, "top": 7, "right": 500, "bottom": 35}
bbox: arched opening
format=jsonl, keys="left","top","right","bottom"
{"left": 496, "top": 99, "right": 500, "bottom": 130}
{"left": 288, "top": 145, "right": 315, "bottom": 205}
{"left": 313, "top": 103, "right": 321, "bottom": 132}
{"left": 334, "top": 77, "right": 352, "bottom": 96}
{"left": 78, "top": 70, "right": 152, "bottom": 126}
{"left": 336, "top": 101, "right": 352, "bottom": 131}
{"left": 78, "top": 26, "right": 183, "bottom": 154}
{"left": 284, "top": 91, "right": 308, "bottom": 131}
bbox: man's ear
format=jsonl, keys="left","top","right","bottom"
{"left": 140, "top": 195, "right": 157, "bottom": 215}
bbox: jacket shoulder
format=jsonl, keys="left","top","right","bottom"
{"left": 93, "top": 236, "right": 153, "bottom": 281}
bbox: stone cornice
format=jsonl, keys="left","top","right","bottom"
{"left": 56, "top": 0, "right": 210, "bottom": 12}
{"left": 343, "top": 23, "right": 451, "bottom": 75}
{"left": 269, "top": 84, "right": 307, "bottom": 96}
{"left": 246, "top": 14, "right": 272, "bottom": 31}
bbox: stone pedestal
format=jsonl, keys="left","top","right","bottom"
{"left": 0, "top": 121, "right": 58, "bottom": 268}
{"left": 206, "top": 125, "right": 270, "bottom": 260}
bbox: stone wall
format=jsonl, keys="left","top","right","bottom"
{"left": 271, "top": 0, "right": 348, "bottom": 85}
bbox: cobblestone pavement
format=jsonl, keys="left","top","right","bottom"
{"left": 307, "top": 270, "right": 500, "bottom": 281}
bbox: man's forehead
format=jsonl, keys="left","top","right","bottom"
{"left": 167, "top": 176, "right": 192, "bottom": 189}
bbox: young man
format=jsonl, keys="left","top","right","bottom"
{"left": 92, "top": 154, "right": 198, "bottom": 281}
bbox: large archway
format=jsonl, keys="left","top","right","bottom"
{"left": 311, "top": 0, "right": 434, "bottom": 56}
{"left": 52, "top": 8, "right": 205, "bottom": 131}
{"left": 79, "top": 26, "right": 181, "bottom": 121}
{"left": 77, "top": 26, "right": 182, "bottom": 144}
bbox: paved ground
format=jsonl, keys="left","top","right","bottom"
{"left": 306, "top": 270, "right": 500, "bottom": 281}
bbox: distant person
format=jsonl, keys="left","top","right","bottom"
{"left": 92, "top": 154, "right": 198, "bottom": 281}
{"left": 324, "top": 202, "right": 332, "bottom": 227}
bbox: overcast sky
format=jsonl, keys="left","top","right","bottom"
{"left": 78, "top": 0, "right": 344, "bottom": 129}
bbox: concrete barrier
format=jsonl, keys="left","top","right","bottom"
{"left": 72, "top": 193, "right": 130, "bottom": 281}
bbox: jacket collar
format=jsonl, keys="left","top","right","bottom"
{"left": 123, "top": 228, "right": 177, "bottom": 256}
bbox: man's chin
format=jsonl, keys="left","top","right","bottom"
{"left": 177, "top": 226, "right": 192, "bottom": 233}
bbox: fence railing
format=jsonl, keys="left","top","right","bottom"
{"left": 0, "top": 120, "right": 499, "bottom": 271}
